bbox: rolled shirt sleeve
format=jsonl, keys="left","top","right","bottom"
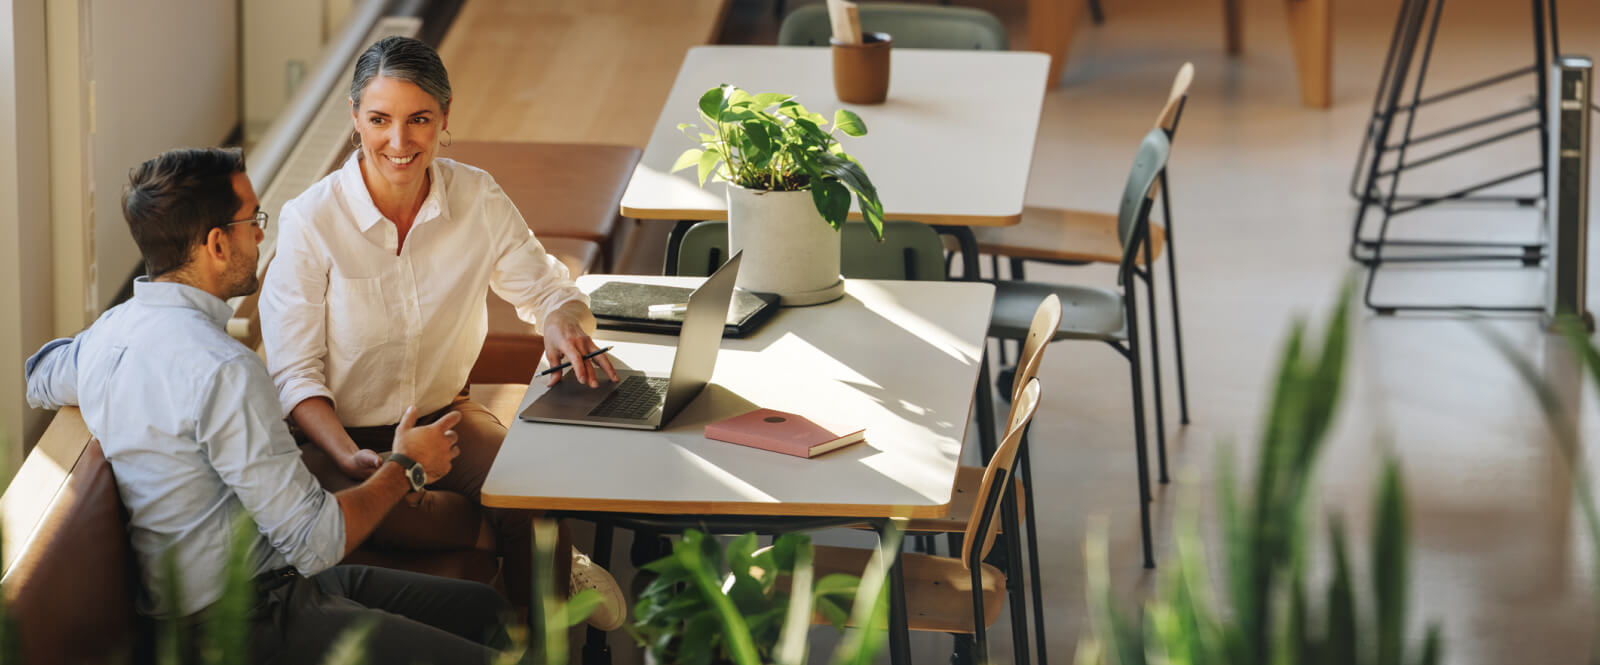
{"left": 25, "top": 337, "right": 82, "bottom": 410}
{"left": 260, "top": 199, "right": 337, "bottom": 417}
{"left": 197, "top": 358, "right": 344, "bottom": 575}
{"left": 482, "top": 178, "right": 588, "bottom": 332}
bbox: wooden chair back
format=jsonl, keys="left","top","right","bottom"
{"left": 962, "top": 378, "right": 1042, "bottom": 568}
{"left": 1154, "top": 63, "right": 1195, "bottom": 134}
{"left": 1008, "top": 294, "right": 1062, "bottom": 405}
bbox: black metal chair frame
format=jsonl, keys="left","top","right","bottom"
{"left": 1349, "top": 0, "right": 1559, "bottom": 314}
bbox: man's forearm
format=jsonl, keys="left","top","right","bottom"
{"left": 334, "top": 462, "right": 410, "bottom": 557}
{"left": 25, "top": 338, "right": 80, "bottom": 409}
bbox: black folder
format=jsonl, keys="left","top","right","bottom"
{"left": 588, "top": 281, "right": 780, "bottom": 338}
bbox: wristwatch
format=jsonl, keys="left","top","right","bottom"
{"left": 385, "top": 453, "right": 427, "bottom": 493}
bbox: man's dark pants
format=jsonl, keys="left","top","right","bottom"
{"left": 240, "top": 564, "right": 511, "bottom": 664}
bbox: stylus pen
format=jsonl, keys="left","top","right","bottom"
{"left": 536, "top": 346, "right": 615, "bottom": 378}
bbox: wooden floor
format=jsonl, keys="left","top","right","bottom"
{"left": 440, "top": 0, "right": 1600, "bottom": 662}
{"left": 438, "top": 0, "right": 731, "bottom": 147}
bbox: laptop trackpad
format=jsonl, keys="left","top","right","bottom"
{"left": 534, "top": 369, "right": 639, "bottom": 410}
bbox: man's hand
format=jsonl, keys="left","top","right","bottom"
{"left": 390, "top": 406, "right": 462, "bottom": 483}
{"left": 337, "top": 448, "right": 384, "bottom": 481}
{"left": 543, "top": 302, "right": 619, "bottom": 388}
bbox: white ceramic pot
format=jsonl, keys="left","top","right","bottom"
{"left": 725, "top": 184, "right": 845, "bottom": 306}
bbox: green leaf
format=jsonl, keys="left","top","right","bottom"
{"left": 672, "top": 148, "right": 704, "bottom": 174}
{"left": 699, "top": 86, "right": 731, "bottom": 123}
{"left": 774, "top": 540, "right": 815, "bottom": 665}
{"left": 830, "top": 520, "right": 904, "bottom": 665}
{"left": 677, "top": 531, "right": 762, "bottom": 665}
{"left": 1326, "top": 517, "right": 1358, "bottom": 665}
{"left": 833, "top": 109, "right": 867, "bottom": 137}
{"left": 564, "top": 589, "right": 604, "bottom": 628}
{"left": 680, "top": 613, "right": 721, "bottom": 665}
{"left": 317, "top": 618, "right": 377, "bottom": 665}
{"left": 698, "top": 147, "right": 724, "bottom": 187}
{"left": 752, "top": 92, "right": 794, "bottom": 109}
{"left": 1373, "top": 460, "right": 1409, "bottom": 665}
{"left": 1415, "top": 625, "right": 1442, "bottom": 665}
{"left": 810, "top": 179, "right": 851, "bottom": 230}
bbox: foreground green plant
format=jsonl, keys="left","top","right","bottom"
{"left": 672, "top": 84, "right": 886, "bottom": 239}
{"left": 630, "top": 523, "right": 903, "bottom": 665}
{"left": 1078, "top": 287, "right": 1441, "bottom": 665}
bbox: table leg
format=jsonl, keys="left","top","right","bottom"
{"left": 1223, "top": 0, "right": 1243, "bottom": 54}
{"left": 663, "top": 220, "right": 697, "bottom": 275}
{"left": 1286, "top": 0, "right": 1333, "bottom": 108}
{"left": 886, "top": 533, "right": 912, "bottom": 665}
{"left": 932, "top": 224, "right": 982, "bottom": 281}
{"left": 582, "top": 523, "right": 615, "bottom": 665}
{"left": 1028, "top": 0, "right": 1088, "bottom": 87}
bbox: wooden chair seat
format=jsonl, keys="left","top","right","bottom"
{"left": 960, "top": 207, "right": 1166, "bottom": 265}
{"left": 443, "top": 141, "right": 642, "bottom": 270}
{"left": 469, "top": 236, "right": 602, "bottom": 385}
{"left": 807, "top": 545, "right": 1006, "bottom": 633}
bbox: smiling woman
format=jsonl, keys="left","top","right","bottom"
{"left": 256, "top": 35, "right": 628, "bottom": 630}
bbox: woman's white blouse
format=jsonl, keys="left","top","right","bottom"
{"left": 260, "top": 153, "right": 586, "bottom": 427}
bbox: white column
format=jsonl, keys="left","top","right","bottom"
{"left": 0, "top": 0, "right": 55, "bottom": 474}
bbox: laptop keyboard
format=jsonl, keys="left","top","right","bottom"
{"left": 587, "top": 376, "right": 670, "bottom": 420}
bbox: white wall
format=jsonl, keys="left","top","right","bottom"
{"left": 87, "top": 0, "right": 239, "bottom": 310}
{"left": 0, "top": 0, "right": 53, "bottom": 475}
{"left": 242, "top": 0, "right": 325, "bottom": 142}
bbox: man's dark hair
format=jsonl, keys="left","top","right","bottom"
{"left": 122, "top": 147, "right": 247, "bottom": 278}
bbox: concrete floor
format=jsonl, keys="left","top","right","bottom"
{"left": 579, "top": 0, "right": 1600, "bottom": 662}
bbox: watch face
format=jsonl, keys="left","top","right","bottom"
{"left": 407, "top": 465, "right": 426, "bottom": 491}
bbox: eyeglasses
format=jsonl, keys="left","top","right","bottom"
{"left": 223, "top": 210, "right": 269, "bottom": 232}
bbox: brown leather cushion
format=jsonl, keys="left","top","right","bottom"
{"left": 472, "top": 237, "right": 602, "bottom": 385}
{"left": 443, "top": 141, "right": 642, "bottom": 269}
{"left": 6, "top": 439, "right": 141, "bottom": 665}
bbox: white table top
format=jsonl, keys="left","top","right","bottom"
{"left": 482, "top": 277, "right": 996, "bottom": 518}
{"left": 620, "top": 46, "right": 1050, "bottom": 227}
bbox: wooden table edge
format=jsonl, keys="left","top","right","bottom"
{"left": 619, "top": 205, "right": 1024, "bottom": 228}
{"left": 480, "top": 493, "right": 954, "bottom": 519}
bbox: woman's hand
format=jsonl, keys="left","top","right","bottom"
{"left": 338, "top": 448, "right": 385, "bottom": 481}
{"left": 543, "top": 301, "right": 619, "bottom": 388}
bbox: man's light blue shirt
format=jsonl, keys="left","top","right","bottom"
{"left": 25, "top": 278, "right": 345, "bottom": 618}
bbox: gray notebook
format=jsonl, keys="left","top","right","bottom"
{"left": 588, "top": 281, "right": 779, "bottom": 338}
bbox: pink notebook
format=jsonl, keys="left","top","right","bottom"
{"left": 705, "top": 408, "right": 866, "bottom": 458}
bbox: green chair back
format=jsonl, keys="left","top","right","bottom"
{"left": 676, "top": 220, "right": 947, "bottom": 281}
{"left": 777, "top": 3, "right": 1009, "bottom": 50}
{"left": 1116, "top": 129, "right": 1172, "bottom": 284}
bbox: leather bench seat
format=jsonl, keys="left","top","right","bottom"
{"left": 444, "top": 141, "right": 642, "bottom": 272}
{"left": 6, "top": 439, "right": 141, "bottom": 665}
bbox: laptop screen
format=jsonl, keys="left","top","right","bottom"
{"left": 660, "top": 251, "right": 743, "bottom": 419}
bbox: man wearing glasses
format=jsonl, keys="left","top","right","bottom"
{"left": 24, "top": 147, "right": 511, "bottom": 662}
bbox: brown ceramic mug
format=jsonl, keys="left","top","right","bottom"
{"left": 830, "top": 32, "right": 892, "bottom": 104}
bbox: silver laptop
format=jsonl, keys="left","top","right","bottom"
{"left": 518, "top": 252, "right": 743, "bottom": 430}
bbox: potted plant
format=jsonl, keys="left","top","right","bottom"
{"left": 673, "top": 84, "right": 886, "bottom": 306}
{"left": 628, "top": 528, "right": 899, "bottom": 665}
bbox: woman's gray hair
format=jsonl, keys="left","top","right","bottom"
{"left": 350, "top": 36, "right": 452, "bottom": 112}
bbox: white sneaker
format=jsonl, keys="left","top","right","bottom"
{"left": 570, "top": 549, "right": 626, "bottom": 631}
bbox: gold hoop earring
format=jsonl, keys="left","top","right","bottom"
{"left": 440, "top": 129, "right": 452, "bottom": 148}
{"left": 350, "top": 132, "right": 360, "bottom": 149}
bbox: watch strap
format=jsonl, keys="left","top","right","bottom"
{"left": 385, "top": 453, "right": 425, "bottom": 492}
